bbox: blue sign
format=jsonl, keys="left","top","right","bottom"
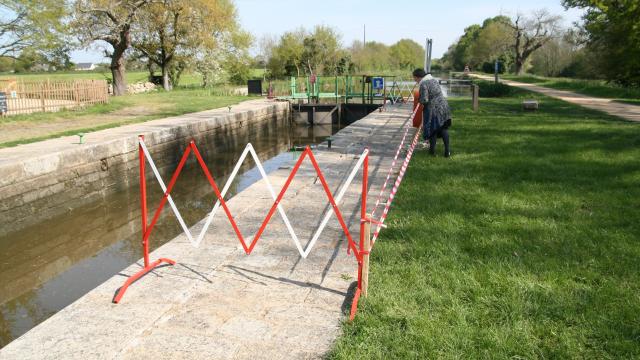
{"left": 372, "top": 77, "right": 384, "bottom": 90}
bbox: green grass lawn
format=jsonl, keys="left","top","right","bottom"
{"left": 502, "top": 74, "right": 640, "bottom": 101}
{"left": 330, "top": 92, "right": 640, "bottom": 358}
{"left": 0, "top": 70, "right": 204, "bottom": 86}
{"left": 0, "top": 88, "right": 250, "bottom": 148}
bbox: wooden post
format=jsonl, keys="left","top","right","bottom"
{"left": 74, "top": 80, "right": 80, "bottom": 106}
{"left": 40, "top": 81, "right": 47, "bottom": 112}
{"left": 472, "top": 84, "right": 479, "bottom": 112}
{"left": 362, "top": 214, "right": 372, "bottom": 297}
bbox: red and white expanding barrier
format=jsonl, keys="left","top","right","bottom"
{"left": 113, "top": 136, "right": 370, "bottom": 308}
{"left": 114, "top": 104, "right": 422, "bottom": 321}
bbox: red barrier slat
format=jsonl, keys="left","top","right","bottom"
{"left": 143, "top": 145, "right": 192, "bottom": 243}
{"left": 248, "top": 147, "right": 311, "bottom": 254}
{"left": 190, "top": 142, "right": 251, "bottom": 253}
{"left": 306, "top": 147, "right": 362, "bottom": 262}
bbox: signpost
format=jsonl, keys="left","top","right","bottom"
{"left": 0, "top": 92, "right": 7, "bottom": 116}
{"left": 371, "top": 77, "right": 384, "bottom": 93}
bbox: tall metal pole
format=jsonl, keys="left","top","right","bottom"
{"left": 424, "top": 38, "right": 428, "bottom": 71}
{"left": 428, "top": 39, "right": 433, "bottom": 73}
{"left": 424, "top": 38, "right": 433, "bottom": 73}
{"left": 363, "top": 24, "right": 366, "bottom": 46}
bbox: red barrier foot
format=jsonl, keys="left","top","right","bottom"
{"left": 349, "top": 288, "right": 362, "bottom": 321}
{"left": 113, "top": 258, "right": 176, "bottom": 304}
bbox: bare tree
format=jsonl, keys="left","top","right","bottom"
{"left": 72, "top": 0, "right": 151, "bottom": 96}
{"left": 510, "top": 10, "right": 562, "bottom": 74}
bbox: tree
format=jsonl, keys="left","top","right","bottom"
{"left": 301, "top": 25, "right": 341, "bottom": 75}
{"left": 529, "top": 32, "right": 577, "bottom": 77}
{"left": 256, "top": 34, "right": 276, "bottom": 79}
{"left": 72, "top": 0, "right": 152, "bottom": 95}
{"left": 193, "top": 48, "right": 224, "bottom": 87}
{"left": 267, "top": 28, "right": 305, "bottom": 77}
{"left": 563, "top": 0, "right": 640, "bottom": 85}
{"left": 222, "top": 30, "right": 253, "bottom": 84}
{"left": 13, "top": 48, "right": 43, "bottom": 72}
{"left": 509, "top": 10, "right": 562, "bottom": 75}
{"left": 469, "top": 17, "right": 513, "bottom": 70}
{"left": 389, "top": 39, "right": 424, "bottom": 70}
{"left": 350, "top": 40, "right": 392, "bottom": 72}
{"left": 0, "top": 1, "right": 67, "bottom": 58}
{"left": 133, "top": 0, "right": 244, "bottom": 90}
{"left": 441, "top": 24, "right": 481, "bottom": 70}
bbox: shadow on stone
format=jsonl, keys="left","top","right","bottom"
{"left": 226, "top": 265, "right": 347, "bottom": 296}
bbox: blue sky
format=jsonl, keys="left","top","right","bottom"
{"left": 71, "top": 0, "right": 584, "bottom": 63}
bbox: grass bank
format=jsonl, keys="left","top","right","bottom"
{"left": 502, "top": 74, "right": 640, "bottom": 102}
{"left": 330, "top": 91, "right": 640, "bottom": 358}
{"left": 0, "top": 88, "right": 250, "bottom": 148}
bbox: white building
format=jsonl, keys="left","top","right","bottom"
{"left": 75, "top": 63, "right": 96, "bottom": 71}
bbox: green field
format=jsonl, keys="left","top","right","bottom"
{"left": 330, "top": 91, "right": 640, "bottom": 358}
{"left": 502, "top": 74, "right": 640, "bottom": 102}
{"left": 0, "top": 88, "right": 250, "bottom": 148}
{"left": 0, "top": 70, "right": 204, "bottom": 86}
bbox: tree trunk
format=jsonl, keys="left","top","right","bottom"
{"left": 147, "top": 58, "right": 154, "bottom": 81}
{"left": 515, "top": 59, "right": 524, "bottom": 75}
{"left": 161, "top": 64, "right": 171, "bottom": 91}
{"left": 111, "top": 51, "right": 127, "bottom": 96}
{"left": 110, "top": 28, "right": 130, "bottom": 96}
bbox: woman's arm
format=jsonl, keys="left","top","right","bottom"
{"left": 419, "top": 80, "right": 429, "bottom": 105}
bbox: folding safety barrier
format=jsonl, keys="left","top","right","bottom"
{"left": 113, "top": 104, "right": 423, "bottom": 321}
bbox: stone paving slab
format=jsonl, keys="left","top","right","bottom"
{"left": 0, "top": 104, "right": 414, "bottom": 360}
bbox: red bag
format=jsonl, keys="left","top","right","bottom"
{"left": 412, "top": 90, "right": 422, "bottom": 128}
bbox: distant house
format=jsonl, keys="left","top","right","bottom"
{"left": 75, "top": 63, "right": 96, "bottom": 71}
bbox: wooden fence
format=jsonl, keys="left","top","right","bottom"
{"left": 0, "top": 79, "right": 109, "bottom": 116}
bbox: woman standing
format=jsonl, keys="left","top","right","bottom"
{"left": 412, "top": 68, "right": 451, "bottom": 157}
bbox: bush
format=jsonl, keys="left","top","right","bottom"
{"left": 474, "top": 80, "right": 515, "bottom": 97}
{"left": 481, "top": 61, "right": 505, "bottom": 74}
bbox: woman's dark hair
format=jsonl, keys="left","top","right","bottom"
{"left": 413, "top": 68, "right": 427, "bottom": 78}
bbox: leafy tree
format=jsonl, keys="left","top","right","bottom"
{"left": 13, "top": 48, "right": 43, "bottom": 72}
{"left": 267, "top": 28, "right": 305, "bottom": 77}
{"left": 350, "top": 40, "right": 392, "bottom": 72}
{"left": 72, "top": 0, "right": 152, "bottom": 95}
{"left": 389, "top": 39, "right": 424, "bottom": 70}
{"left": 563, "top": 0, "right": 640, "bottom": 85}
{"left": 469, "top": 17, "right": 513, "bottom": 70}
{"left": 133, "top": 0, "right": 246, "bottom": 90}
{"left": 441, "top": 24, "right": 481, "bottom": 70}
{"left": 46, "top": 47, "right": 75, "bottom": 71}
{"left": 193, "top": 49, "right": 224, "bottom": 87}
{"left": 335, "top": 50, "right": 354, "bottom": 75}
{"left": 0, "top": 57, "right": 13, "bottom": 72}
{"left": 301, "top": 25, "right": 341, "bottom": 75}
{"left": 0, "top": 0, "right": 67, "bottom": 58}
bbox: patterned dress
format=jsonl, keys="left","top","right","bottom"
{"left": 418, "top": 76, "right": 451, "bottom": 137}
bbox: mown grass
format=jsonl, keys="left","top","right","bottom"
{"left": 502, "top": 74, "right": 640, "bottom": 101}
{"left": 329, "top": 91, "right": 640, "bottom": 358}
{"left": 0, "top": 88, "right": 251, "bottom": 148}
{"left": 0, "top": 70, "right": 204, "bottom": 86}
